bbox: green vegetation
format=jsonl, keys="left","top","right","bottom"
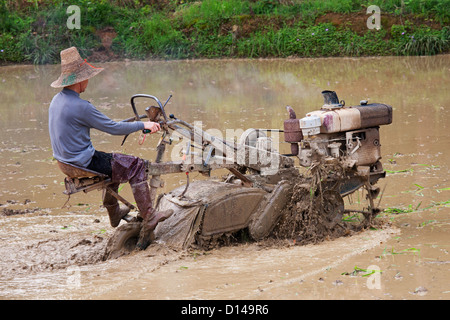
{"left": 382, "top": 246, "right": 421, "bottom": 256}
{"left": 342, "top": 266, "right": 382, "bottom": 276}
{"left": 0, "top": 0, "right": 449, "bottom": 64}
{"left": 383, "top": 199, "right": 449, "bottom": 218}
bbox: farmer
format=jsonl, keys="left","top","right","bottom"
{"left": 48, "top": 47, "right": 172, "bottom": 249}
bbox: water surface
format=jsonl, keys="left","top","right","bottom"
{"left": 0, "top": 56, "right": 449, "bottom": 299}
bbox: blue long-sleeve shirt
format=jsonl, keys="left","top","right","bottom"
{"left": 49, "top": 88, "right": 144, "bottom": 167}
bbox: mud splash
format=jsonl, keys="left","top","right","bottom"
{"left": 0, "top": 234, "right": 107, "bottom": 276}
{"left": 272, "top": 181, "right": 368, "bottom": 245}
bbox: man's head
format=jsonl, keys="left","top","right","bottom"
{"left": 65, "top": 79, "right": 89, "bottom": 94}
{"left": 51, "top": 47, "right": 103, "bottom": 89}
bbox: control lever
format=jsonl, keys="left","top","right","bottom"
{"left": 121, "top": 94, "right": 172, "bottom": 146}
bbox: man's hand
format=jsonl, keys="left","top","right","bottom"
{"left": 143, "top": 121, "right": 161, "bottom": 133}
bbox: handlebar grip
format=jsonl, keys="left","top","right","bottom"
{"left": 143, "top": 129, "right": 151, "bottom": 134}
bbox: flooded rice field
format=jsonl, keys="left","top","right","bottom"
{"left": 0, "top": 56, "right": 449, "bottom": 300}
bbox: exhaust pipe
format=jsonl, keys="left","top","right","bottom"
{"left": 283, "top": 106, "right": 301, "bottom": 156}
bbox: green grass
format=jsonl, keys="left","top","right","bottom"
{"left": 0, "top": 0, "right": 449, "bottom": 64}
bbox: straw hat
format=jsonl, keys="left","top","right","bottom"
{"left": 51, "top": 47, "right": 104, "bottom": 88}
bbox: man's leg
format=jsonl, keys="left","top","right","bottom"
{"left": 87, "top": 151, "right": 130, "bottom": 227}
{"left": 111, "top": 153, "right": 172, "bottom": 248}
{"left": 86, "top": 150, "right": 113, "bottom": 177}
{"left": 102, "top": 182, "right": 131, "bottom": 227}
{"left": 110, "top": 153, "right": 149, "bottom": 214}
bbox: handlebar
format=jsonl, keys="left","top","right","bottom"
{"left": 121, "top": 94, "right": 172, "bottom": 145}
{"left": 121, "top": 94, "right": 292, "bottom": 176}
{"left": 130, "top": 94, "right": 171, "bottom": 123}
{"left": 122, "top": 94, "right": 238, "bottom": 160}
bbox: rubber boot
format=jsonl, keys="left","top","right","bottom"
{"left": 136, "top": 208, "right": 174, "bottom": 250}
{"left": 110, "top": 154, "right": 173, "bottom": 249}
{"left": 130, "top": 181, "right": 173, "bottom": 250}
{"left": 103, "top": 184, "right": 131, "bottom": 228}
{"left": 104, "top": 203, "right": 131, "bottom": 228}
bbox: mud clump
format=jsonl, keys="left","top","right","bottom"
{"left": 271, "top": 160, "right": 384, "bottom": 245}
{"left": 272, "top": 179, "right": 386, "bottom": 246}
{"left": 0, "top": 235, "right": 108, "bottom": 277}
{"left": 1, "top": 199, "right": 39, "bottom": 216}
{"left": 1, "top": 207, "right": 39, "bottom": 216}
{"left": 271, "top": 182, "right": 339, "bottom": 245}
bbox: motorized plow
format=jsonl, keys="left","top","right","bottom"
{"left": 57, "top": 90, "right": 392, "bottom": 259}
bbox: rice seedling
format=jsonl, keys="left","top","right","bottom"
{"left": 381, "top": 246, "right": 421, "bottom": 258}
{"left": 341, "top": 265, "right": 382, "bottom": 277}
{"left": 385, "top": 168, "right": 413, "bottom": 174}
{"left": 383, "top": 202, "right": 422, "bottom": 214}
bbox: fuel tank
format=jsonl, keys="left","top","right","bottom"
{"left": 303, "top": 103, "right": 393, "bottom": 134}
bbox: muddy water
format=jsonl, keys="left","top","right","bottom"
{"left": 0, "top": 56, "right": 449, "bottom": 300}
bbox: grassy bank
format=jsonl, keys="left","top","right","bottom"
{"left": 0, "top": 0, "right": 449, "bottom": 64}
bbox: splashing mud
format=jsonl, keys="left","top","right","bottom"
{"left": 0, "top": 234, "right": 107, "bottom": 276}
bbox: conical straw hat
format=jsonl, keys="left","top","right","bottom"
{"left": 51, "top": 47, "right": 104, "bottom": 88}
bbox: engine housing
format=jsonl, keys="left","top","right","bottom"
{"left": 284, "top": 91, "right": 392, "bottom": 170}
